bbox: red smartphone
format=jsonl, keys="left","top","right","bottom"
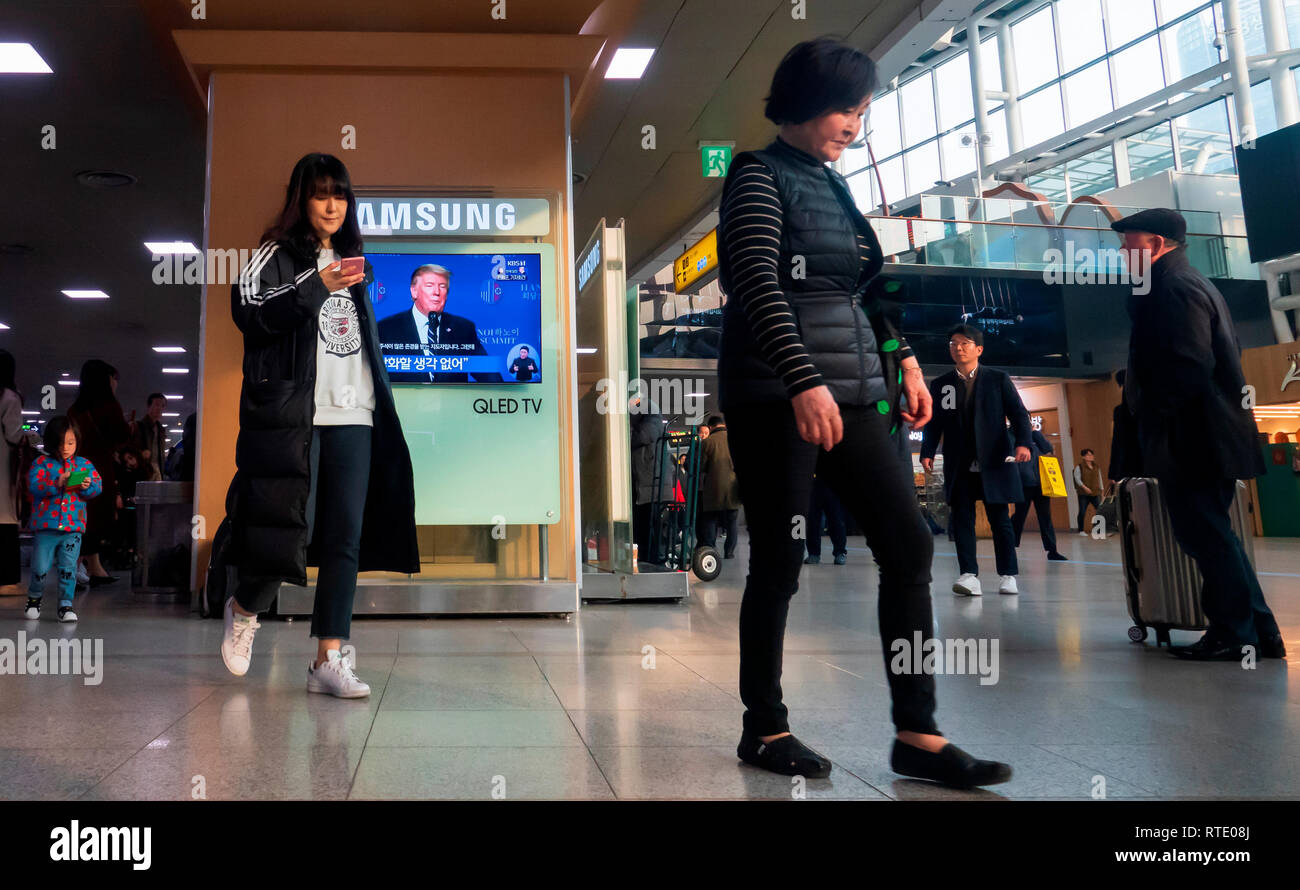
{"left": 338, "top": 256, "right": 365, "bottom": 277}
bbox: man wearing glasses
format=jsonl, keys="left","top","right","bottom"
{"left": 921, "top": 324, "right": 1033, "bottom": 596}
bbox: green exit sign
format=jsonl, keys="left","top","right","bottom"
{"left": 700, "top": 143, "right": 733, "bottom": 178}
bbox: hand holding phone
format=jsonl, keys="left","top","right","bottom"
{"left": 338, "top": 255, "right": 365, "bottom": 277}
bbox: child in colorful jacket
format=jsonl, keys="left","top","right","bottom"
{"left": 25, "top": 416, "right": 102, "bottom": 622}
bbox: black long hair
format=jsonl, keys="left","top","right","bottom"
{"left": 71, "top": 359, "right": 119, "bottom": 413}
{"left": 260, "top": 152, "right": 364, "bottom": 259}
{"left": 43, "top": 415, "right": 79, "bottom": 461}
{"left": 0, "top": 348, "right": 19, "bottom": 404}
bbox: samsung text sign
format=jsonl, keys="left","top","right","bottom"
{"left": 357, "top": 198, "right": 550, "bottom": 237}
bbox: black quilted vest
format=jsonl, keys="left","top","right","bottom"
{"left": 717, "top": 137, "right": 888, "bottom": 411}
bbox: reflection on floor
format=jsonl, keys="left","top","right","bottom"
{"left": 0, "top": 532, "right": 1297, "bottom": 800}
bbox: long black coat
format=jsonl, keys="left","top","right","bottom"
{"left": 227, "top": 241, "right": 419, "bottom": 584}
{"left": 1124, "top": 248, "right": 1265, "bottom": 481}
{"left": 921, "top": 365, "right": 1032, "bottom": 505}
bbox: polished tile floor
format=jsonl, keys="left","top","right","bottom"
{"left": 1, "top": 531, "right": 1297, "bottom": 801}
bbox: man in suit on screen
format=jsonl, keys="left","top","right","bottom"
{"left": 377, "top": 263, "right": 503, "bottom": 383}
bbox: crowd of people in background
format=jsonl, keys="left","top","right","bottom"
{"left": 0, "top": 349, "right": 197, "bottom": 610}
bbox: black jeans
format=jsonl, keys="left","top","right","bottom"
{"left": 697, "top": 509, "right": 739, "bottom": 558}
{"left": 727, "top": 401, "right": 938, "bottom": 737}
{"left": 1160, "top": 477, "right": 1279, "bottom": 646}
{"left": 951, "top": 471, "right": 1018, "bottom": 577}
{"left": 805, "top": 476, "right": 847, "bottom": 558}
{"left": 1076, "top": 494, "right": 1102, "bottom": 532}
{"left": 1011, "top": 486, "right": 1058, "bottom": 552}
{"left": 235, "top": 424, "right": 372, "bottom": 639}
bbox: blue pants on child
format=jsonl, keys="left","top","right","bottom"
{"left": 29, "top": 531, "right": 82, "bottom": 607}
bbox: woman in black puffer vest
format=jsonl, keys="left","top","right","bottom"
{"left": 719, "top": 38, "right": 1011, "bottom": 788}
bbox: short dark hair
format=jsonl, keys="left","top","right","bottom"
{"left": 147, "top": 392, "right": 166, "bottom": 407}
{"left": 1114, "top": 369, "right": 1126, "bottom": 386}
{"left": 1081, "top": 448, "right": 1095, "bottom": 457}
{"left": 705, "top": 414, "right": 724, "bottom": 428}
{"left": 947, "top": 323, "right": 984, "bottom": 347}
{"left": 519, "top": 346, "right": 528, "bottom": 354}
{"left": 43, "top": 415, "right": 79, "bottom": 458}
{"left": 765, "top": 37, "right": 879, "bottom": 125}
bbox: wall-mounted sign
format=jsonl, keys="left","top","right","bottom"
{"left": 1283, "top": 351, "right": 1300, "bottom": 392}
{"left": 356, "top": 197, "right": 550, "bottom": 237}
{"left": 700, "top": 143, "right": 733, "bottom": 178}
{"left": 577, "top": 237, "right": 601, "bottom": 294}
{"left": 674, "top": 228, "right": 718, "bottom": 294}
{"left": 1242, "top": 341, "right": 1300, "bottom": 405}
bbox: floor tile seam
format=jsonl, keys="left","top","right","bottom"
{"left": 74, "top": 685, "right": 222, "bottom": 800}
{"left": 1026, "top": 742, "right": 1160, "bottom": 795}
{"left": 527, "top": 648, "right": 621, "bottom": 801}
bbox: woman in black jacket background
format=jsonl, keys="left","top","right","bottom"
{"left": 718, "top": 38, "right": 1011, "bottom": 788}
{"left": 221, "top": 152, "right": 419, "bottom": 698}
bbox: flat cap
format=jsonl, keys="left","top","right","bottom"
{"left": 1110, "top": 207, "right": 1187, "bottom": 243}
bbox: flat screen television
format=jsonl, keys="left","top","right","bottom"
{"left": 1237, "top": 121, "right": 1300, "bottom": 264}
{"left": 369, "top": 251, "right": 542, "bottom": 384}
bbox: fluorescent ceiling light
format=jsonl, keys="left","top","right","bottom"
{"left": 606, "top": 47, "right": 655, "bottom": 79}
{"left": 162, "top": 412, "right": 180, "bottom": 417}
{"left": 163, "top": 394, "right": 183, "bottom": 400}
{"left": 0, "top": 43, "right": 52, "bottom": 74}
{"left": 153, "top": 346, "right": 186, "bottom": 352}
{"left": 145, "top": 241, "right": 199, "bottom": 255}
{"left": 576, "top": 347, "right": 598, "bottom": 354}
{"left": 21, "top": 410, "right": 40, "bottom": 415}
{"left": 0, "top": 322, "right": 8, "bottom": 330}
{"left": 62, "top": 289, "right": 109, "bottom": 299}
{"left": 57, "top": 380, "right": 78, "bottom": 386}
{"left": 161, "top": 368, "right": 189, "bottom": 374}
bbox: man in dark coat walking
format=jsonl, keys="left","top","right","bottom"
{"left": 697, "top": 414, "right": 740, "bottom": 560}
{"left": 1116, "top": 208, "right": 1281, "bottom": 660}
{"left": 1010, "top": 426, "right": 1067, "bottom": 560}
{"left": 921, "top": 324, "right": 1033, "bottom": 596}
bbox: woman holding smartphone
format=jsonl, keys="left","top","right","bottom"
{"left": 221, "top": 152, "right": 419, "bottom": 698}
{"left": 718, "top": 38, "right": 1012, "bottom": 788}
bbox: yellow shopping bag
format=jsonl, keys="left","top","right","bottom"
{"left": 1039, "top": 456, "right": 1068, "bottom": 497}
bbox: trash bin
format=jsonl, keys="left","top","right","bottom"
{"left": 133, "top": 481, "right": 194, "bottom": 600}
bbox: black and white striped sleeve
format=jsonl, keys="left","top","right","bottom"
{"left": 720, "top": 158, "right": 824, "bottom": 398}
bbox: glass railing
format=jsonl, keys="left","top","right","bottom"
{"left": 919, "top": 194, "right": 1225, "bottom": 238}
{"left": 867, "top": 214, "right": 1258, "bottom": 280}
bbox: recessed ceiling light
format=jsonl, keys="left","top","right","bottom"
{"left": 145, "top": 241, "right": 200, "bottom": 255}
{"left": 605, "top": 47, "right": 655, "bottom": 79}
{"left": 21, "top": 410, "right": 40, "bottom": 415}
{"left": 0, "top": 43, "right": 52, "bottom": 74}
{"left": 163, "top": 394, "right": 182, "bottom": 400}
{"left": 0, "top": 322, "right": 9, "bottom": 330}
{"left": 153, "top": 346, "right": 186, "bottom": 353}
{"left": 57, "top": 380, "right": 78, "bottom": 387}
{"left": 161, "top": 368, "right": 189, "bottom": 374}
{"left": 62, "top": 289, "right": 109, "bottom": 300}
{"left": 60, "top": 372, "right": 69, "bottom": 377}
{"left": 161, "top": 412, "right": 180, "bottom": 417}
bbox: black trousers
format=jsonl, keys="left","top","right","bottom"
{"left": 697, "top": 509, "right": 738, "bottom": 558}
{"left": 727, "top": 401, "right": 938, "bottom": 737}
{"left": 1161, "top": 477, "right": 1279, "bottom": 646}
{"left": 235, "top": 424, "right": 372, "bottom": 639}
{"left": 1076, "top": 494, "right": 1102, "bottom": 532}
{"left": 805, "top": 475, "right": 848, "bottom": 558}
{"left": 1011, "top": 486, "right": 1058, "bottom": 552}
{"left": 950, "top": 471, "right": 1018, "bottom": 577}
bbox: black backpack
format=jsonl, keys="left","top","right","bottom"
{"left": 201, "top": 516, "right": 237, "bottom": 618}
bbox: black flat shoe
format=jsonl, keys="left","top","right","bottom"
{"left": 1258, "top": 634, "right": 1287, "bottom": 659}
{"left": 1047, "top": 551, "right": 1068, "bottom": 561}
{"left": 1169, "top": 635, "right": 1243, "bottom": 661}
{"left": 737, "top": 733, "right": 832, "bottom": 778}
{"left": 88, "top": 575, "right": 118, "bottom": 588}
{"left": 890, "top": 739, "right": 1012, "bottom": 789}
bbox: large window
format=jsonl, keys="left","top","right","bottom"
{"left": 901, "top": 72, "right": 938, "bottom": 144}
{"left": 935, "top": 52, "right": 974, "bottom": 130}
{"left": 1013, "top": 7, "right": 1059, "bottom": 91}
{"left": 1126, "top": 122, "right": 1177, "bottom": 181}
{"left": 1106, "top": 0, "right": 1157, "bottom": 48}
{"left": 1063, "top": 61, "right": 1114, "bottom": 127}
{"left": 870, "top": 90, "right": 902, "bottom": 161}
{"left": 1111, "top": 36, "right": 1167, "bottom": 106}
{"left": 1175, "top": 99, "right": 1235, "bottom": 174}
{"left": 1162, "top": 6, "right": 1219, "bottom": 84}
{"left": 1057, "top": 0, "right": 1106, "bottom": 72}
{"left": 1021, "top": 85, "right": 1067, "bottom": 146}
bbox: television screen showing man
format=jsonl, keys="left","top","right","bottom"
{"left": 376, "top": 263, "right": 504, "bottom": 383}
{"left": 509, "top": 346, "right": 539, "bottom": 382}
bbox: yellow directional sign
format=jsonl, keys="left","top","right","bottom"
{"left": 674, "top": 229, "right": 718, "bottom": 294}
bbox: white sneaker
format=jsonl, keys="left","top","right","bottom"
{"left": 1078, "top": 531, "right": 1088, "bottom": 537}
{"left": 306, "top": 649, "right": 370, "bottom": 699}
{"left": 76, "top": 564, "right": 90, "bottom": 584}
{"left": 58, "top": 607, "right": 78, "bottom": 622}
{"left": 221, "top": 597, "right": 260, "bottom": 677}
{"left": 998, "top": 575, "right": 1018, "bottom": 595}
{"left": 24, "top": 601, "right": 40, "bottom": 620}
{"left": 952, "top": 573, "right": 983, "bottom": 596}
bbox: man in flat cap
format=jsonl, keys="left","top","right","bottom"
{"left": 1114, "top": 207, "right": 1281, "bottom": 661}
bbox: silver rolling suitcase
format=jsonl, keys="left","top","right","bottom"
{"left": 1117, "top": 477, "right": 1254, "bottom": 647}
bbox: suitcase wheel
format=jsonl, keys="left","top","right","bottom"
{"left": 1127, "top": 625, "right": 1148, "bottom": 643}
